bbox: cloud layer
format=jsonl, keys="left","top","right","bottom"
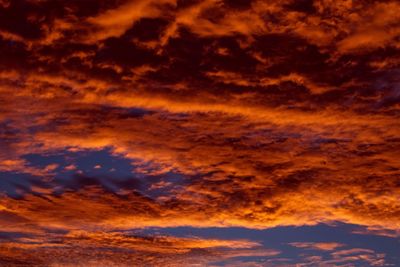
{"left": 1, "top": 0, "right": 400, "bottom": 265}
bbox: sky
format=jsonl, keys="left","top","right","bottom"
{"left": 0, "top": 0, "right": 400, "bottom": 266}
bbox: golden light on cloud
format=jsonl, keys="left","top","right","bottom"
{"left": 1, "top": 0, "right": 400, "bottom": 265}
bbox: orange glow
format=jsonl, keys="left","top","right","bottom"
{"left": 0, "top": 0, "right": 399, "bottom": 265}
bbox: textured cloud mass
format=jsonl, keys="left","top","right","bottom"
{"left": 1, "top": 0, "right": 400, "bottom": 265}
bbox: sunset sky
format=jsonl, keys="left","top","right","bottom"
{"left": 1, "top": 0, "right": 400, "bottom": 266}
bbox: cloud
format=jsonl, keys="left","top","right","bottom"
{"left": 0, "top": 230, "right": 277, "bottom": 266}
{"left": 0, "top": 0, "right": 400, "bottom": 265}
{"left": 289, "top": 242, "right": 344, "bottom": 251}
{"left": 336, "top": 2, "right": 400, "bottom": 53}
{"left": 85, "top": 0, "right": 176, "bottom": 43}
{"left": 1, "top": 68, "right": 400, "bottom": 231}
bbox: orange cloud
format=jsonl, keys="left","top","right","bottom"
{"left": 86, "top": 0, "right": 176, "bottom": 43}
{"left": 289, "top": 242, "right": 344, "bottom": 251}
{"left": 1, "top": 0, "right": 400, "bottom": 265}
{"left": 0, "top": 230, "right": 277, "bottom": 266}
